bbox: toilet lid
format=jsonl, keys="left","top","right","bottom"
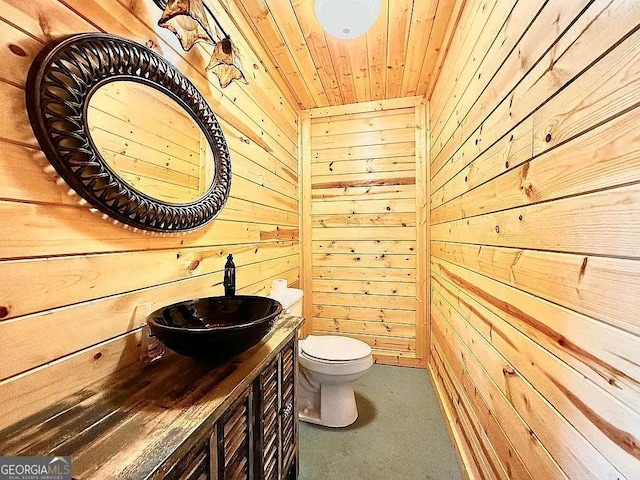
{"left": 301, "top": 335, "right": 371, "bottom": 362}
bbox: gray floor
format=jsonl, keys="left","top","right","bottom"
{"left": 299, "top": 365, "right": 463, "bottom": 480}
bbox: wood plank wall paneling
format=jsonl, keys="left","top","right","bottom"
{"left": 0, "top": 0, "right": 300, "bottom": 431}
{"left": 300, "top": 96, "right": 428, "bottom": 367}
{"left": 428, "top": 0, "right": 640, "bottom": 478}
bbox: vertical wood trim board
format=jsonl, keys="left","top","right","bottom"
{"left": 0, "top": 0, "right": 299, "bottom": 431}
{"left": 303, "top": 96, "right": 429, "bottom": 367}
{"left": 415, "top": 99, "right": 429, "bottom": 361}
{"left": 299, "top": 111, "right": 313, "bottom": 338}
{"left": 428, "top": 0, "right": 640, "bottom": 478}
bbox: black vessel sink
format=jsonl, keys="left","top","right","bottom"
{"left": 147, "top": 296, "right": 283, "bottom": 361}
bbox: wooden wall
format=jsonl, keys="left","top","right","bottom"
{"left": 299, "top": 97, "right": 428, "bottom": 367}
{"left": 427, "top": 0, "right": 640, "bottom": 478}
{"left": 0, "top": 0, "right": 299, "bottom": 431}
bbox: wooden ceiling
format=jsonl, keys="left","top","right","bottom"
{"left": 232, "top": 0, "right": 461, "bottom": 109}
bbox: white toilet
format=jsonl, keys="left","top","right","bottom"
{"left": 268, "top": 280, "right": 373, "bottom": 428}
{"left": 297, "top": 335, "right": 373, "bottom": 427}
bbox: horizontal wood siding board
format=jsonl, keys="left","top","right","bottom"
{"left": 310, "top": 127, "right": 416, "bottom": 150}
{"left": 311, "top": 110, "right": 415, "bottom": 136}
{"left": 313, "top": 318, "right": 416, "bottom": 337}
{"left": 312, "top": 305, "right": 416, "bottom": 324}
{"left": 312, "top": 292, "right": 416, "bottom": 311}
{"left": 311, "top": 177, "right": 416, "bottom": 190}
{"left": 312, "top": 142, "right": 416, "bottom": 163}
{"left": 312, "top": 212, "right": 416, "bottom": 228}
{"left": 310, "top": 157, "right": 416, "bottom": 177}
{"left": 0, "top": 272, "right": 299, "bottom": 430}
{"left": 428, "top": 0, "right": 640, "bottom": 477}
{"left": 312, "top": 240, "right": 416, "bottom": 255}
{"left": 0, "top": 0, "right": 300, "bottom": 433}
{"left": 0, "top": 242, "right": 298, "bottom": 321}
{"left": 312, "top": 199, "right": 416, "bottom": 215}
{"left": 0, "top": 256, "right": 299, "bottom": 381}
{"left": 309, "top": 331, "right": 416, "bottom": 352}
{"left": 312, "top": 226, "right": 416, "bottom": 241}
{"left": 311, "top": 184, "right": 416, "bottom": 201}
{"left": 312, "top": 279, "right": 416, "bottom": 296}
{"left": 431, "top": 255, "right": 640, "bottom": 412}
{"left": 430, "top": 182, "right": 640, "bottom": 259}
{"left": 433, "top": 282, "right": 629, "bottom": 479}
{"left": 431, "top": 240, "right": 640, "bottom": 337}
{"left": 306, "top": 97, "right": 423, "bottom": 118}
{"left": 312, "top": 266, "right": 416, "bottom": 283}
{"left": 307, "top": 100, "right": 422, "bottom": 360}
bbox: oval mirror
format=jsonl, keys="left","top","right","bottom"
{"left": 87, "top": 81, "right": 215, "bottom": 205}
{"left": 26, "top": 33, "right": 232, "bottom": 232}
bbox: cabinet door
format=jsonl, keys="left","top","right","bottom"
{"left": 213, "top": 387, "right": 253, "bottom": 480}
{"left": 257, "top": 358, "right": 280, "bottom": 480}
{"left": 161, "top": 443, "right": 210, "bottom": 480}
{"left": 256, "top": 338, "right": 298, "bottom": 480}
{"left": 280, "top": 340, "right": 297, "bottom": 478}
{"left": 179, "top": 448, "right": 210, "bottom": 480}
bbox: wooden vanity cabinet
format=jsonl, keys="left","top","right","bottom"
{"left": 1, "top": 317, "right": 303, "bottom": 480}
{"left": 254, "top": 339, "right": 298, "bottom": 480}
{"left": 169, "top": 336, "right": 299, "bottom": 480}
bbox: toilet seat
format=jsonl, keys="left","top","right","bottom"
{"left": 300, "top": 350, "right": 373, "bottom": 375}
{"left": 299, "top": 336, "right": 373, "bottom": 376}
{"left": 301, "top": 335, "right": 371, "bottom": 362}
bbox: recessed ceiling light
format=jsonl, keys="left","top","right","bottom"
{"left": 315, "top": 0, "right": 381, "bottom": 40}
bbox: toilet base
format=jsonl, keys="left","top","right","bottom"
{"left": 320, "top": 382, "right": 358, "bottom": 427}
{"left": 298, "top": 375, "right": 358, "bottom": 428}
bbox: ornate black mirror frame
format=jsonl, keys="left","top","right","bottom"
{"left": 26, "top": 33, "right": 232, "bottom": 232}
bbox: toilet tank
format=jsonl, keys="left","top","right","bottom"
{"left": 269, "top": 279, "right": 303, "bottom": 316}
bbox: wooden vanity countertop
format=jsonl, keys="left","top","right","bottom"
{"left": 0, "top": 315, "right": 303, "bottom": 479}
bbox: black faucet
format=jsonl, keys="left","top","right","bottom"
{"left": 224, "top": 254, "right": 236, "bottom": 296}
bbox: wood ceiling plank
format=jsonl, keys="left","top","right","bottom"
{"left": 426, "top": 0, "right": 484, "bottom": 109}
{"left": 367, "top": 0, "right": 389, "bottom": 100}
{"left": 401, "top": 0, "right": 438, "bottom": 96}
{"left": 237, "top": 0, "right": 317, "bottom": 108}
{"left": 214, "top": 0, "right": 300, "bottom": 122}
{"left": 290, "top": 0, "right": 343, "bottom": 105}
{"left": 325, "top": 34, "right": 358, "bottom": 104}
{"left": 424, "top": 0, "right": 467, "bottom": 98}
{"left": 348, "top": 33, "right": 371, "bottom": 102}
{"left": 265, "top": 0, "right": 330, "bottom": 107}
{"left": 386, "top": 0, "right": 414, "bottom": 99}
{"left": 415, "top": 0, "right": 461, "bottom": 97}
{"left": 231, "top": 0, "right": 458, "bottom": 106}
